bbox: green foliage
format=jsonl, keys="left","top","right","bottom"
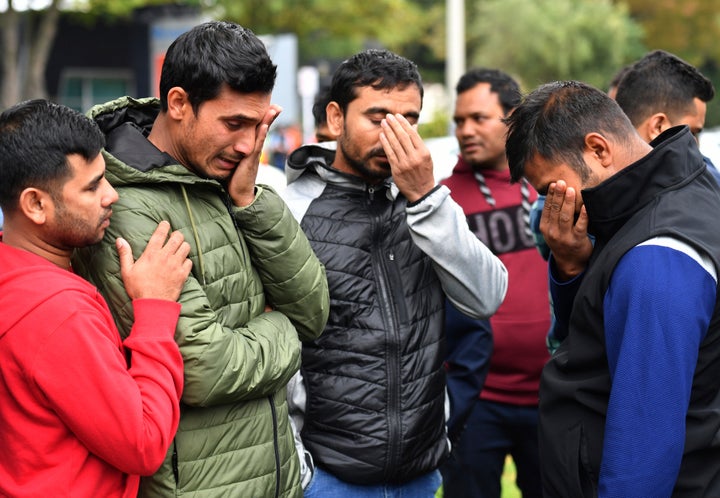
{"left": 205, "top": 0, "right": 431, "bottom": 64}
{"left": 68, "top": 0, "right": 199, "bottom": 18}
{"left": 623, "top": 0, "right": 720, "bottom": 67}
{"left": 467, "top": 0, "right": 646, "bottom": 91}
{"left": 418, "top": 110, "right": 450, "bottom": 139}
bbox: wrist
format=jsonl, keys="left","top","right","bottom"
{"left": 231, "top": 187, "right": 256, "bottom": 207}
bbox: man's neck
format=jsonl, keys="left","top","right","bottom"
{"left": 464, "top": 156, "right": 509, "bottom": 173}
{"left": 2, "top": 228, "right": 72, "bottom": 270}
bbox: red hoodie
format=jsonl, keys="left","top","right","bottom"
{"left": 442, "top": 158, "right": 550, "bottom": 405}
{"left": 0, "top": 240, "right": 183, "bottom": 497}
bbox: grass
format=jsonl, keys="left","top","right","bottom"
{"left": 436, "top": 456, "right": 521, "bottom": 498}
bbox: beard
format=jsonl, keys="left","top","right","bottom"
{"left": 50, "top": 199, "right": 109, "bottom": 248}
{"left": 338, "top": 134, "right": 391, "bottom": 183}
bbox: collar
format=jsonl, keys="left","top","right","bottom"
{"left": 582, "top": 126, "right": 705, "bottom": 242}
{"left": 287, "top": 143, "right": 398, "bottom": 199}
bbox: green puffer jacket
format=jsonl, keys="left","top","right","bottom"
{"left": 73, "top": 97, "right": 329, "bottom": 498}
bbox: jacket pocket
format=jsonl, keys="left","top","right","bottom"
{"left": 544, "top": 423, "right": 597, "bottom": 498}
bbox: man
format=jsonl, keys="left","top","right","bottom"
{"left": 614, "top": 49, "right": 720, "bottom": 184}
{"left": 73, "top": 21, "right": 329, "bottom": 498}
{"left": 283, "top": 50, "right": 508, "bottom": 496}
{"left": 615, "top": 50, "right": 714, "bottom": 144}
{"left": 0, "top": 99, "right": 192, "bottom": 497}
{"left": 538, "top": 50, "right": 719, "bottom": 359}
{"left": 439, "top": 68, "right": 550, "bottom": 498}
{"left": 312, "top": 86, "right": 335, "bottom": 143}
{"left": 506, "top": 80, "right": 720, "bottom": 497}
{"left": 606, "top": 63, "right": 632, "bottom": 100}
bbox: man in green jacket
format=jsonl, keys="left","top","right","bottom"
{"left": 73, "top": 21, "right": 329, "bottom": 498}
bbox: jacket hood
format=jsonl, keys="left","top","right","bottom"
{"left": 89, "top": 97, "right": 212, "bottom": 189}
{"left": 286, "top": 142, "right": 336, "bottom": 184}
{"left": 448, "top": 155, "right": 511, "bottom": 181}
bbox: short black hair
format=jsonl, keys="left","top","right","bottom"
{"left": 615, "top": 50, "right": 715, "bottom": 126}
{"left": 159, "top": 21, "right": 277, "bottom": 113}
{"left": 505, "top": 81, "right": 636, "bottom": 183}
{"left": 0, "top": 99, "right": 105, "bottom": 213}
{"left": 330, "top": 49, "right": 423, "bottom": 113}
{"left": 607, "top": 63, "right": 633, "bottom": 95}
{"left": 312, "top": 86, "right": 331, "bottom": 127}
{"left": 456, "top": 68, "right": 522, "bottom": 114}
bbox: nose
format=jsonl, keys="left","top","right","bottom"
{"left": 102, "top": 179, "right": 119, "bottom": 206}
{"left": 232, "top": 129, "right": 256, "bottom": 156}
{"left": 456, "top": 120, "right": 474, "bottom": 139}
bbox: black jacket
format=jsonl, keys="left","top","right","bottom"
{"left": 540, "top": 127, "right": 720, "bottom": 497}
{"left": 286, "top": 145, "right": 449, "bottom": 484}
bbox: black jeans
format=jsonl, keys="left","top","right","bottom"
{"left": 441, "top": 399, "right": 542, "bottom": 498}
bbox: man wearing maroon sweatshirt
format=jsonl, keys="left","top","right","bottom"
{"left": 441, "top": 69, "right": 550, "bottom": 498}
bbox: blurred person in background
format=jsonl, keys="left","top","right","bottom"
{"left": 614, "top": 49, "right": 720, "bottom": 183}
{"left": 312, "top": 86, "right": 335, "bottom": 143}
{"left": 440, "top": 68, "right": 549, "bottom": 498}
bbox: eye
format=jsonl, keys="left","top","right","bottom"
{"left": 86, "top": 181, "right": 101, "bottom": 192}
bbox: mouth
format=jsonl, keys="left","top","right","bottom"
{"left": 461, "top": 143, "right": 482, "bottom": 153}
{"left": 373, "top": 155, "right": 390, "bottom": 168}
{"left": 217, "top": 156, "right": 241, "bottom": 170}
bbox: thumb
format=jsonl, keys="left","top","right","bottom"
{"left": 116, "top": 237, "right": 134, "bottom": 273}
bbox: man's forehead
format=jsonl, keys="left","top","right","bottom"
{"left": 354, "top": 84, "right": 421, "bottom": 106}
{"left": 523, "top": 154, "right": 561, "bottom": 193}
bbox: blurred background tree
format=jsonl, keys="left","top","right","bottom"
{"left": 0, "top": 0, "right": 185, "bottom": 108}
{"left": 2, "top": 0, "right": 720, "bottom": 125}
{"left": 466, "top": 0, "right": 645, "bottom": 90}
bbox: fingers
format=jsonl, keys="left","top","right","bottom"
{"left": 560, "top": 186, "right": 577, "bottom": 227}
{"left": 121, "top": 221, "right": 192, "bottom": 301}
{"left": 576, "top": 205, "right": 589, "bottom": 233}
{"left": 254, "top": 105, "right": 282, "bottom": 156}
{"left": 381, "top": 113, "right": 419, "bottom": 157}
{"left": 116, "top": 237, "right": 134, "bottom": 275}
{"left": 144, "top": 220, "right": 172, "bottom": 251}
{"left": 140, "top": 221, "right": 190, "bottom": 262}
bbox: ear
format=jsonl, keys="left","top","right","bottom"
{"left": 17, "top": 188, "right": 53, "bottom": 226}
{"left": 583, "top": 132, "right": 613, "bottom": 168}
{"left": 645, "top": 112, "right": 670, "bottom": 142}
{"left": 166, "top": 87, "right": 190, "bottom": 121}
{"left": 326, "top": 101, "right": 344, "bottom": 137}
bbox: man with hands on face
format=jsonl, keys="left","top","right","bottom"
{"left": 506, "top": 80, "right": 720, "bottom": 497}
{"left": 283, "top": 49, "right": 508, "bottom": 497}
{"left": 73, "top": 21, "right": 329, "bottom": 498}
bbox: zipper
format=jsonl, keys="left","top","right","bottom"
{"left": 368, "top": 189, "right": 403, "bottom": 481}
{"left": 269, "top": 395, "right": 281, "bottom": 498}
{"left": 172, "top": 440, "right": 179, "bottom": 485}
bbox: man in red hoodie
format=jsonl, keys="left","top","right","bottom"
{"left": 440, "top": 69, "right": 550, "bottom": 498}
{"left": 0, "top": 99, "right": 192, "bottom": 497}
